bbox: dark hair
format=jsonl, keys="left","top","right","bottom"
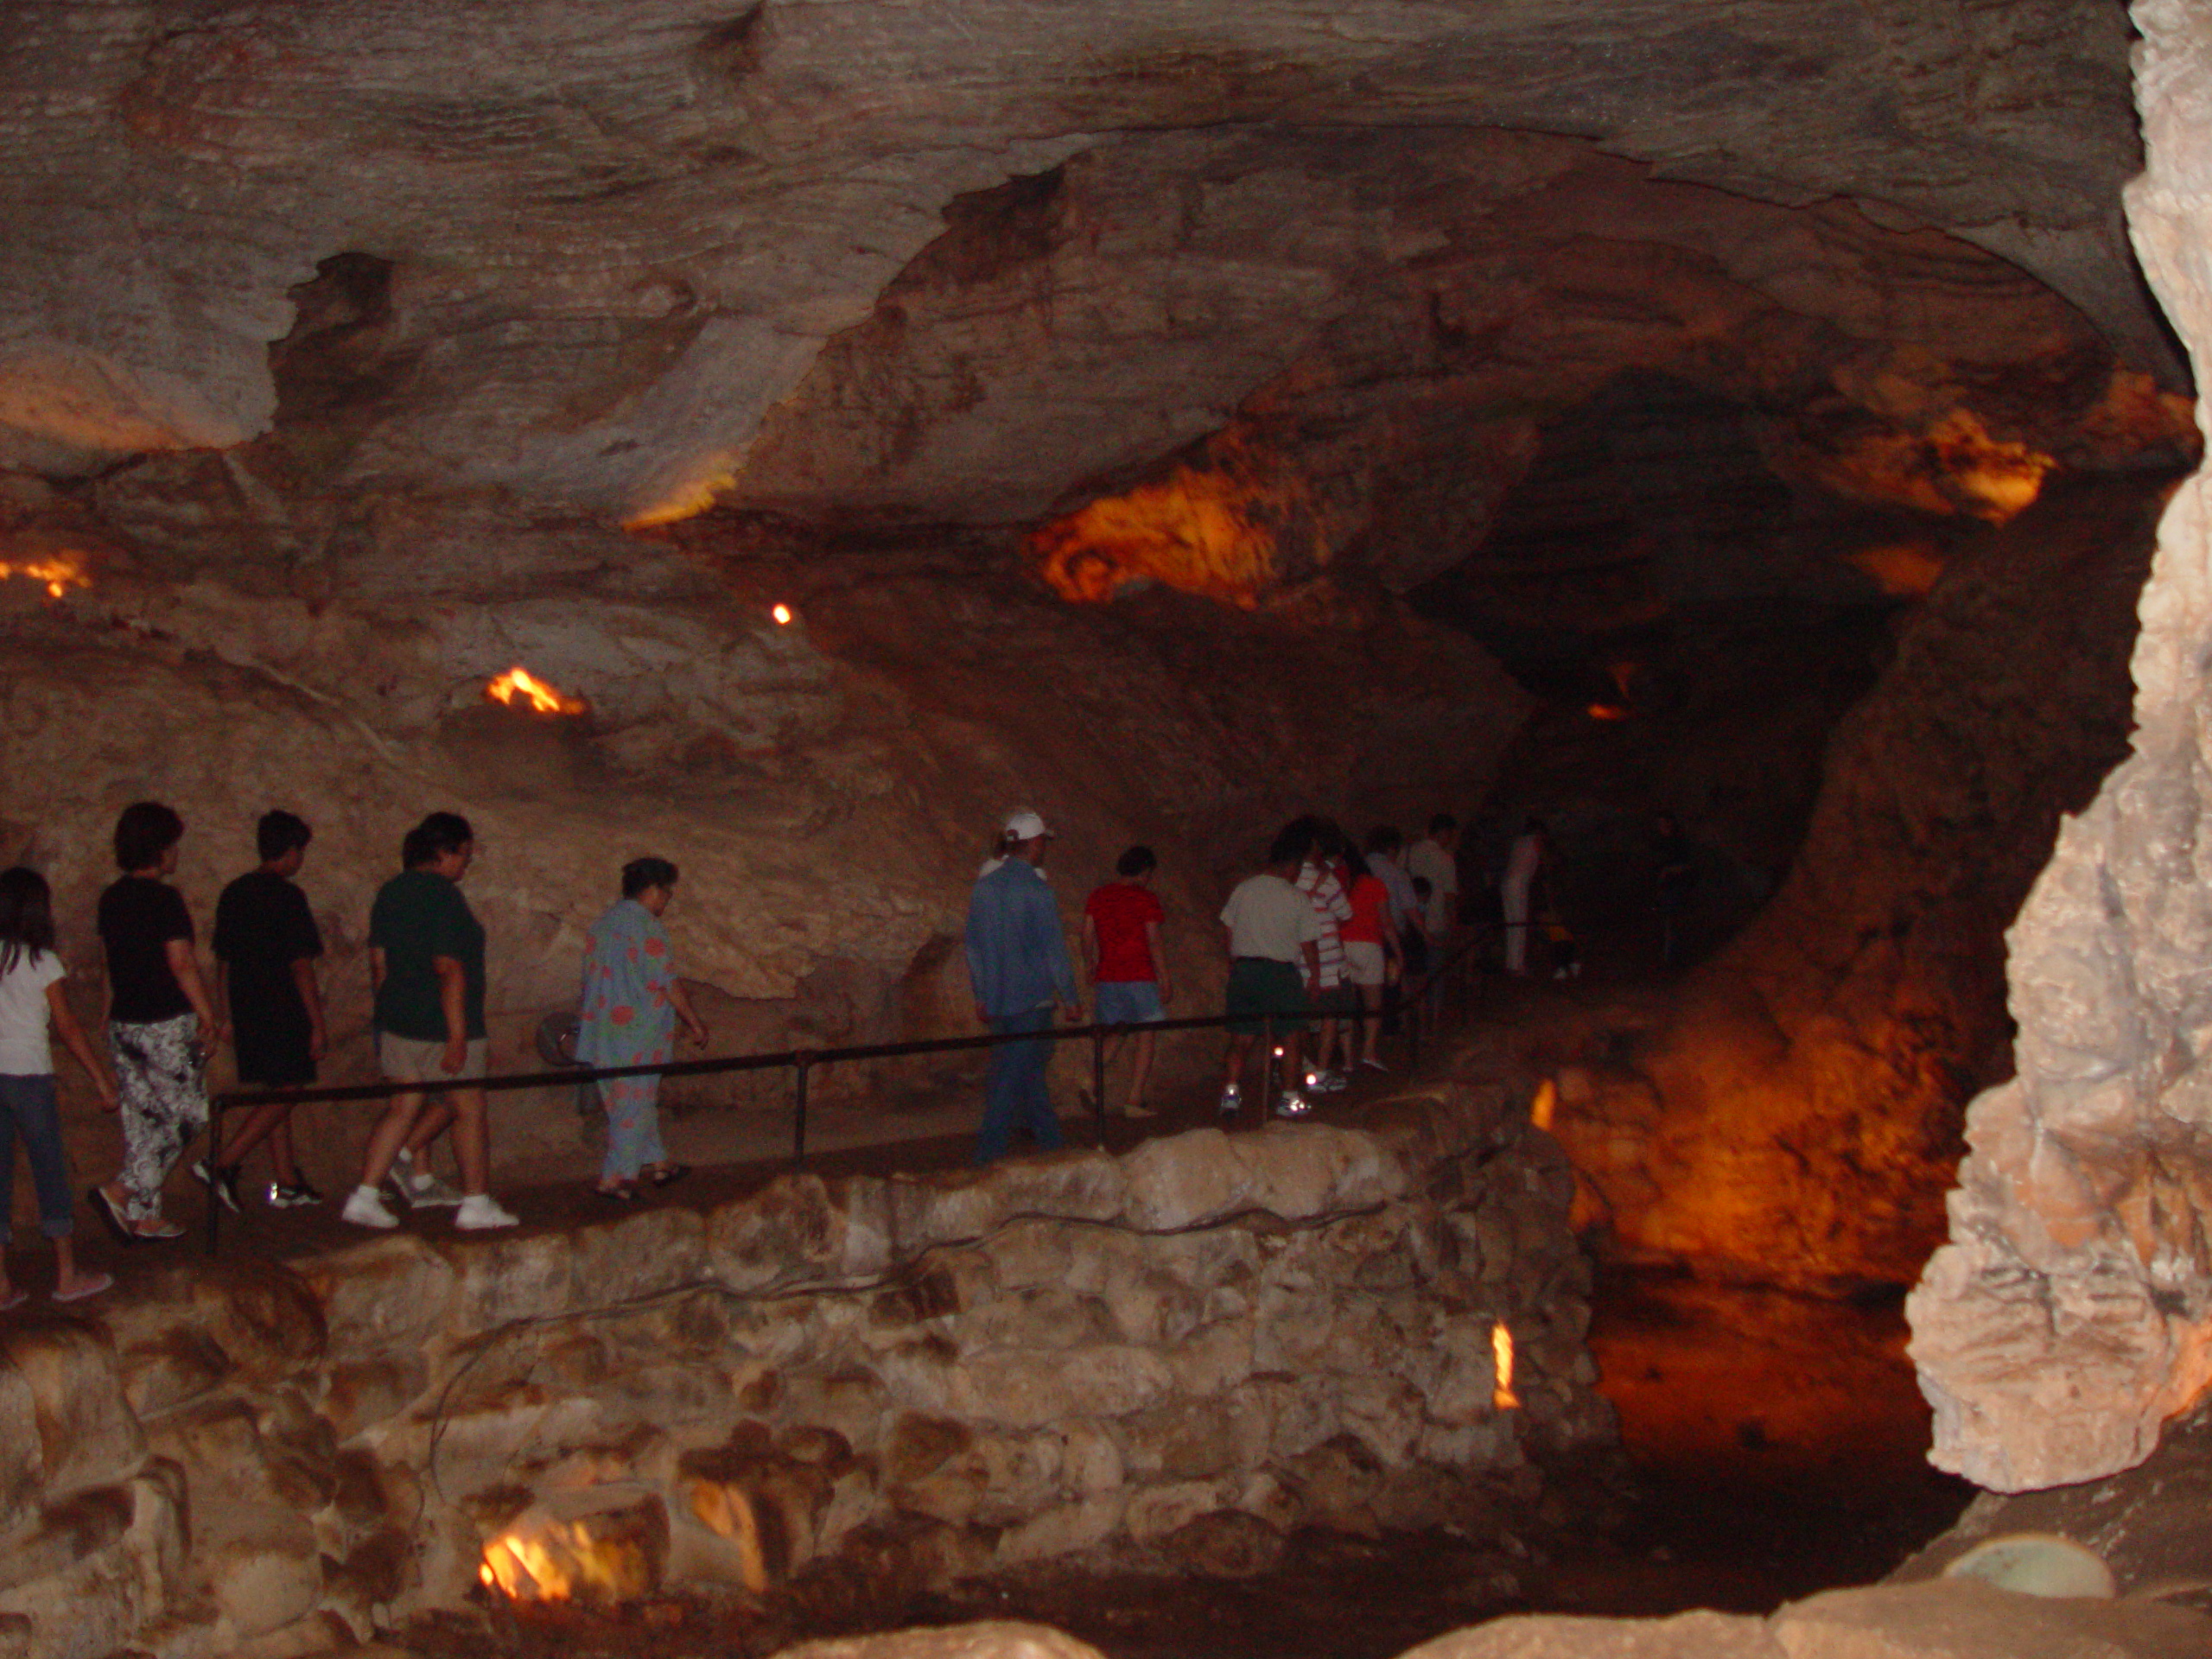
{"left": 1342, "top": 843, "right": 1371, "bottom": 884}
{"left": 0, "top": 867, "right": 55, "bottom": 976}
{"left": 1365, "top": 825, "right": 1402, "bottom": 857}
{"left": 257, "top": 810, "right": 312, "bottom": 862}
{"left": 114, "top": 801, "right": 185, "bottom": 872}
{"left": 403, "top": 811, "right": 474, "bottom": 869}
{"left": 1412, "top": 875, "right": 1433, "bottom": 900}
{"left": 1427, "top": 812, "right": 1458, "bottom": 836}
{"left": 622, "top": 856, "right": 678, "bottom": 898}
{"left": 1115, "top": 845, "right": 1156, "bottom": 879}
{"left": 1268, "top": 819, "right": 1318, "bottom": 868}
{"left": 1313, "top": 818, "right": 1347, "bottom": 860}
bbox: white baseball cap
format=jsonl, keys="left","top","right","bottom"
{"left": 1002, "top": 808, "right": 1053, "bottom": 841}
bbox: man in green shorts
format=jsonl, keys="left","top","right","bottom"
{"left": 1217, "top": 820, "right": 1323, "bottom": 1121}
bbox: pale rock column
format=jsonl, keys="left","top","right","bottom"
{"left": 1907, "top": 0, "right": 2212, "bottom": 1491}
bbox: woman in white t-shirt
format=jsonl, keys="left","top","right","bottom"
{"left": 0, "top": 868, "right": 118, "bottom": 1306}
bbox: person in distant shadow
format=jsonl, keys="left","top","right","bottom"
{"left": 965, "top": 810, "right": 1081, "bottom": 1165}
{"left": 202, "top": 810, "right": 327, "bottom": 1211}
{"left": 576, "top": 856, "right": 709, "bottom": 1202}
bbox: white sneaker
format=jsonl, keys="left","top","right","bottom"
{"left": 1305, "top": 1070, "right": 1348, "bottom": 1093}
{"left": 1217, "top": 1082, "right": 1243, "bottom": 1117}
{"left": 342, "top": 1186, "right": 399, "bottom": 1230}
{"left": 455, "top": 1194, "right": 518, "bottom": 1231}
{"left": 1274, "top": 1090, "right": 1314, "bottom": 1118}
{"left": 389, "top": 1157, "right": 464, "bottom": 1209}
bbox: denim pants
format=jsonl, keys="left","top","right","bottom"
{"left": 0, "top": 1073, "right": 75, "bottom": 1240}
{"left": 975, "top": 1007, "right": 1062, "bottom": 1166}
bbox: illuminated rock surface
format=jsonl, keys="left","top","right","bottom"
{"left": 0, "top": 1087, "right": 1604, "bottom": 1656}
{"left": 1905, "top": 0, "right": 2212, "bottom": 1494}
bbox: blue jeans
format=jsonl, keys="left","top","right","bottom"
{"left": 976, "top": 1007, "right": 1062, "bottom": 1165}
{"left": 0, "top": 1073, "right": 75, "bottom": 1240}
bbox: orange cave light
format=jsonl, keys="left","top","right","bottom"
{"left": 0, "top": 550, "right": 91, "bottom": 599}
{"left": 486, "top": 665, "right": 587, "bottom": 715}
{"left": 1492, "top": 1321, "right": 1520, "bottom": 1410}
{"left": 1029, "top": 443, "right": 1316, "bottom": 607}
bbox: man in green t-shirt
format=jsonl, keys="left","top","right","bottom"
{"left": 340, "top": 812, "right": 518, "bottom": 1231}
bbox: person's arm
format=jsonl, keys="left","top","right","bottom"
{"left": 1080, "top": 913, "right": 1101, "bottom": 985}
{"left": 291, "top": 956, "right": 327, "bottom": 1060}
{"left": 45, "top": 980, "right": 117, "bottom": 1108}
{"left": 432, "top": 955, "right": 467, "bottom": 1072}
{"left": 1300, "top": 938, "right": 1321, "bottom": 991}
{"left": 1143, "top": 918, "right": 1173, "bottom": 1005}
{"left": 166, "top": 937, "right": 219, "bottom": 1050}
{"left": 213, "top": 957, "right": 230, "bottom": 1033}
{"left": 667, "top": 977, "right": 709, "bottom": 1047}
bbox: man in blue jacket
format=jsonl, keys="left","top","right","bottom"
{"left": 964, "top": 809, "right": 1082, "bottom": 1164}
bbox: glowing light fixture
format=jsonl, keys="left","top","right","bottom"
{"left": 0, "top": 554, "right": 90, "bottom": 599}
{"left": 1529, "top": 1077, "right": 1557, "bottom": 1132}
{"left": 485, "top": 666, "right": 586, "bottom": 715}
{"left": 772, "top": 604, "right": 793, "bottom": 626}
{"left": 1492, "top": 1321, "right": 1520, "bottom": 1410}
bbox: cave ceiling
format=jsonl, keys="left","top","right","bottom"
{"left": 0, "top": 0, "right": 2195, "bottom": 614}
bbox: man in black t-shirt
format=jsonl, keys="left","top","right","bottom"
{"left": 203, "top": 811, "right": 327, "bottom": 1210}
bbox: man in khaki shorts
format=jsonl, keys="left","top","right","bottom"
{"left": 341, "top": 812, "right": 518, "bottom": 1231}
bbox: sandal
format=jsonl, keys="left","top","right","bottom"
{"left": 88, "top": 1185, "right": 138, "bottom": 1247}
{"left": 594, "top": 1184, "right": 640, "bottom": 1203}
{"left": 130, "top": 1217, "right": 186, "bottom": 1242}
{"left": 53, "top": 1272, "right": 112, "bottom": 1305}
{"left": 645, "top": 1164, "right": 690, "bottom": 1188}
{"left": 0, "top": 1288, "right": 25, "bottom": 1313}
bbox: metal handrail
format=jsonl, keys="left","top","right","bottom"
{"left": 201, "top": 931, "right": 1485, "bottom": 1252}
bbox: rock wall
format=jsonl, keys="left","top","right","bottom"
{"left": 0, "top": 1085, "right": 1605, "bottom": 1659}
{"left": 1541, "top": 469, "right": 2169, "bottom": 1289}
{"left": 1904, "top": 0, "right": 2212, "bottom": 1493}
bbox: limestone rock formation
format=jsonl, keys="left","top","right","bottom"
{"left": 0, "top": 1084, "right": 1606, "bottom": 1657}
{"left": 0, "top": 0, "right": 2177, "bottom": 525}
{"left": 1906, "top": 0, "right": 2212, "bottom": 1493}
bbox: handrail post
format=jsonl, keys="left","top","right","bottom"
{"left": 1091, "top": 1026, "right": 1108, "bottom": 1146}
{"left": 792, "top": 1053, "right": 811, "bottom": 1167}
{"left": 204, "top": 1095, "right": 226, "bottom": 1255}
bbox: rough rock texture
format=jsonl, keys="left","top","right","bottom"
{"left": 1541, "top": 470, "right": 2170, "bottom": 1287}
{"left": 0, "top": 1, "right": 2175, "bottom": 524}
{"left": 1904, "top": 0, "right": 2212, "bottom": 1493}
{"left": 0, "top": 1084, "right": 1607, "bottom": 1659}
{"left": 1385, "top": 1582, "right": 2212, "bottom": 1659}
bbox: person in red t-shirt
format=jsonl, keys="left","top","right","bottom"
{"left": 1338, "top": 844, "right": 1402, "bottom": 1071}
{"left": 1081, "top": 846, "right": 1174, "bottom": 1118}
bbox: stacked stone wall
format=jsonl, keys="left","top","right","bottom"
{"left": 0, "top": 1083, "right": 1607, "bottom": 1659}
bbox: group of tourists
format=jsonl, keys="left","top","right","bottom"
{"left": 0, "top": 801, "right": 712, "bottom": 1302}
{"left": 962, "top": 807, "right": 1465, "bottom": 1165}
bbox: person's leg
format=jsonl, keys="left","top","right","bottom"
{"left": 976, "top": 1014, "right": 1033, "bottom": 1164}
{"left": 1013, "top": 1015, "right": 1062, "bottom": 1152}
{"left": 1357, "top": 982, "right": 1382, "bottom": 1064}
{"left": 1126, "top": 1027, "right": 1157, "bottom": 1113}
{"left": 600, "top": 1077, "right": 652, "bottom": 1189}
{"left": 359, "top": 1092, "right": 425, "bottom": 1190}
{"left": 217, "top": 1096, "right": 294, "bottom": 1169}
{"left": 0, "top": 1078, "right": 19, "bottom": 1300}
{"left": 268, "top": 1116, "right": 302, "bottom": 1186}
{"left": 448, "top": 1086, "right": 492, "bottom": 1196}
{"left": 108, "top": 1016, "right": 202, "bottom": 1230}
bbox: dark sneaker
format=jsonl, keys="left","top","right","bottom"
{"left": 269, "top": 1180, "right": 324, "bottom": 1208}
{"left": 192, "top": 1159, "right": 242, "bottom": 1214}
